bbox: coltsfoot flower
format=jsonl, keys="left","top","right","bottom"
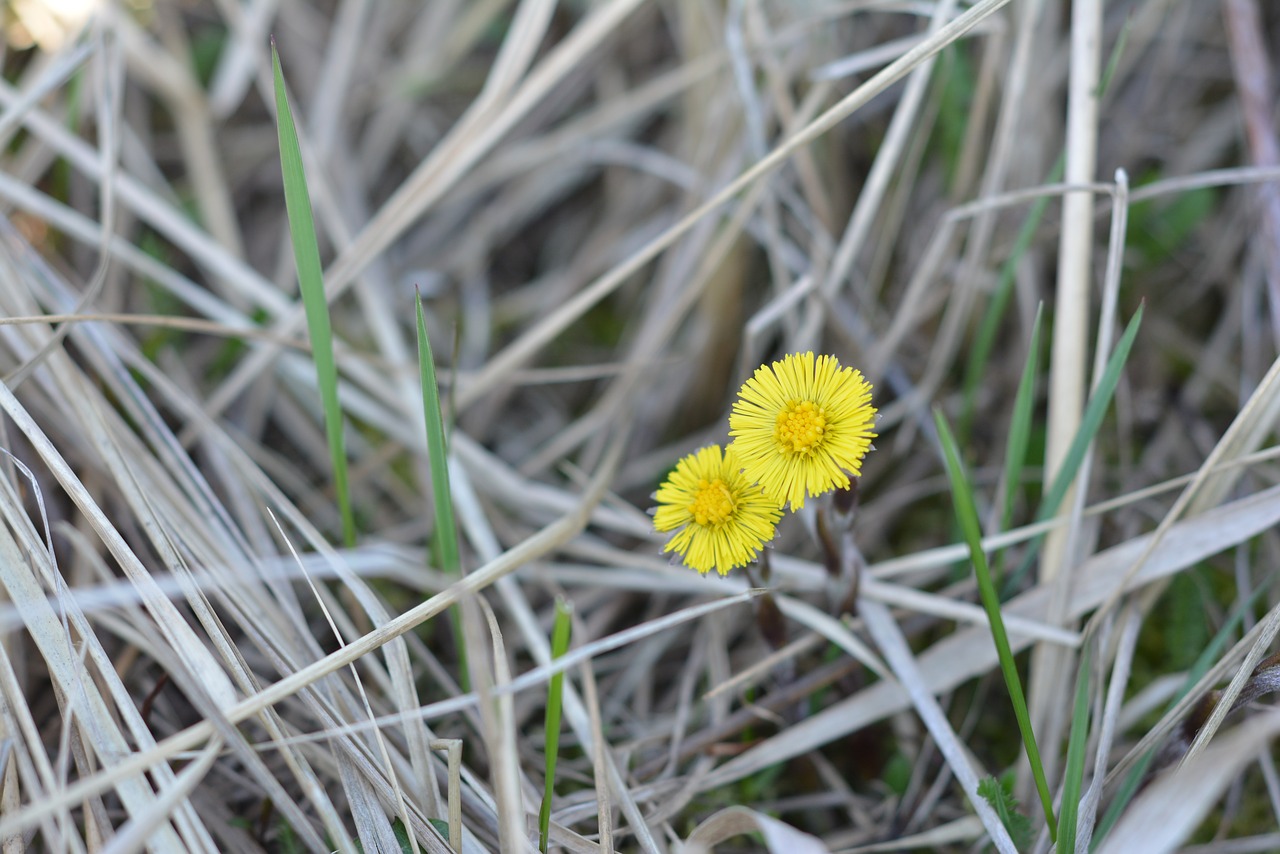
{"left": 652, "top": 445, "right": 782, "bottom": 575}
{"left": 729, "top": 352, "right": 876, "bottom": 511}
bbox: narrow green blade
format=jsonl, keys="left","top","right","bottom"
{"left": 271, "top": 40, "right": 355, "bottom": 546}
{"left": 935, "top": 408, "right": 1058, "bottom": 841}
{"left": 1006, "top": 305, "right": 1145, "bottom": 592}
{"left": 1038, "top": 305, "right": 1144, "bottom": 525}
{"left": 1057, "top": 645, "right": 1093, "bottom": 854}
{"left": 538, "top": 598, "right": 573, "bottom": 853}
{"left": 994, "top": 304, "right": 1043, "bottom": 588}
{"left": 415, "top": 293, "right": 460, "bottom": 575}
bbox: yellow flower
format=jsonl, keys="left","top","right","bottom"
{"left": 729, "top": 352, "right": 876, "bottom": 511}
{"left": 652, "top": 445, "right": 782, "bottom": 575}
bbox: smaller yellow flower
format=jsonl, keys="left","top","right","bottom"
{"left": 729, "top": 352, "right": 876, "bottom": 510}
{"left": 652, "top": 445, "right": 782, "bottom": 576}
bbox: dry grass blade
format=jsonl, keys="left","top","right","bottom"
{"left": 860, "top": 600, "right": 1017, "bottom": 853}
{"left": 469, "top": 596, "right": 525, "bottom": 853}
{"left": 772, "top": 595, "right": 891, "bottom": 681}
{"left": 684, "top": 805, "right": 828, "bottom": 852}
{"left": 704, "top": 483, "right": 1280, "bottom": 789}
{"left": 455, "top": 0, "right": 1014, "bottom": 410}
{"left": 1182, "top": 599, "right": 1280, "bottom": 765}
{"left": 837, "top": 817, "right": 984, "bottom": 853}
{"left": 1088, "top": 349, "right": 1280, "bottom": 629}
{"left": 1097, "top": 713, "right": 1280, "bottom": 854}
{"left": 2, "top": 2, "right": 1277, "bottom": 850}
{"left": 576, "top": 652, "right": 613, "bottom": 853}
{"left": 0, "top": 382, "right": 238, "bottom": 710}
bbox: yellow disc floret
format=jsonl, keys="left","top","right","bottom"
{"left": 690, "top": 479, "right": 736, "bottom": 526}
{"left": 652, "top": 445, "right": 781, "bottom": 575}
{"left": 774, "top": 400, "right": 827, "bottom": 455}
{"left": 729, "top": 352, "right": 877, "bottom": 510}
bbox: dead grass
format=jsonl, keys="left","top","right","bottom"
{"left": 1, "top": 1, "right": 1279, "bottom": 852}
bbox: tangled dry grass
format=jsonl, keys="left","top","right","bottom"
{"left": 2, "top": 1, "right": 1280, "bottom": 851}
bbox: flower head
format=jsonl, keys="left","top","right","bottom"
{"left": 729, "top": 352, "right": 876, "bottom": 511}
{"left": 652, "top": 445, "right": 782, "bottom": 575}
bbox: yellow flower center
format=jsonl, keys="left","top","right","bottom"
{"left": 689, "top": 479, "right": 736, "bottom": 526}
{"left": 774, "top": 400, "right": 827, "bottom": 455}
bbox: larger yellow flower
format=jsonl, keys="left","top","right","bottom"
{"left": 729, "top": 352, "right": 876, "bottom": 510}
{"left": 653, "top": 445, "right": 782, "bottom": 575}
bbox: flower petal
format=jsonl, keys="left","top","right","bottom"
{"left": 728, "top": 352, "right": 877, "bottom": 510}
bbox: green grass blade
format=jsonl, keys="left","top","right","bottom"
{"left": 1037, "top": 304, "right": 1144, "bottom": 524}
{"left": 538, "top": 597, "right": 573, "bottom": 853}
{"left": 993, "top": 304, "right": 1043, "bottom": 588}
{"left": 415, "top": 292, "right": 460, "bottom": 575}
{"left": 1001, "top": 305, "right": 1043, "bottom": 530}
{"left": 271, "top": 40, "right": 355, "bottom": 546}
{"left": 1005, "top": 305, "right": 1145, "bottom": 592}
{"left": 934, "top": 408, "right": 1058, "bottom": 841}
{"left": 415, "top": 292, "right": 468, "bottom": 692}
{"left": 1096, "top": 15, "right": 1132, "bottom": 99}
{"left": 1057, "top": 644, "right": 1093, "bottom": 854}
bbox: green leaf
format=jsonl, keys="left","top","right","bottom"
{"left": 883, "top": 752, "right": 912, "bottom": 796}
{"left": 1130, "top": 185, "right": 1216, "bottom": 267}
{"left": 392, "top": 818, "right": 414, "bottom": 853}
{"left": 978, "top": 775, "right": 1034, "bottom": 851}
{"left": 935, "top": 409, "right": 1057, "bottom": 841}
{"left": 271, "top": 40, "right": 355, "bottom": 546}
